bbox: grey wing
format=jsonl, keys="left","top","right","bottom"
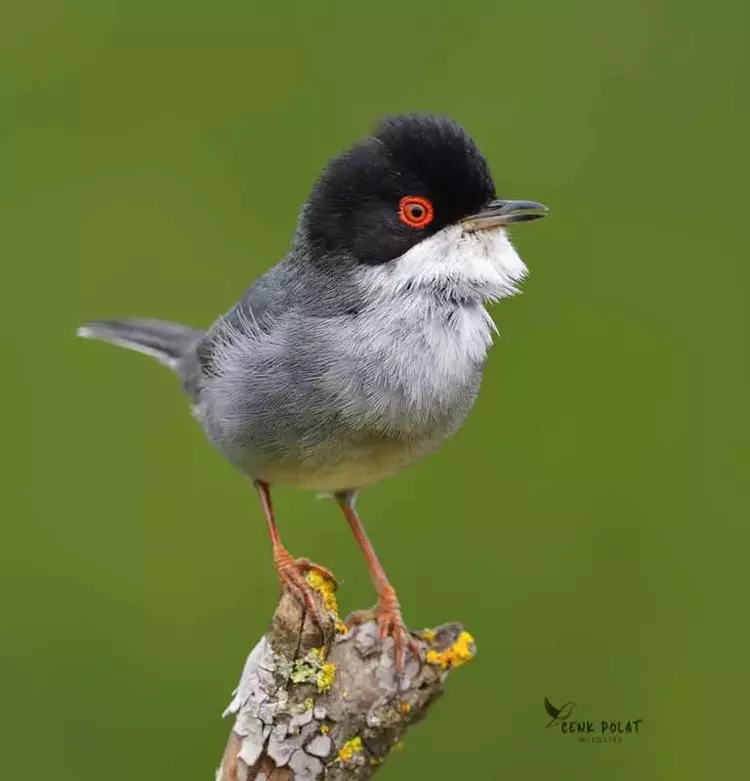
{"left": 195, "top": 297, "right": 270, "bottom": 382}
{"left": 193, "top": 260, "right": 294, "bottom": 392}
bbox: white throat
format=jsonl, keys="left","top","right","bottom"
{"left": 359, "top": 223, "right": 528, "bottom": 305}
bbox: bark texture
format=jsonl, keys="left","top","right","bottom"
{"left": 216, "top": 572, "right": 475, "bottom": 781}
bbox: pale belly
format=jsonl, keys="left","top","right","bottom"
{"left": 239, "top": 429, "right": 449, "bottom": 493}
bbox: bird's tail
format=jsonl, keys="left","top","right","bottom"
{"left": 76, "top": 318, "right": 204, "bottom": 371}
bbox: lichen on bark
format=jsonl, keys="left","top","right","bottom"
{"left": 217, "top": 575, "right": 475, "bottom": 781}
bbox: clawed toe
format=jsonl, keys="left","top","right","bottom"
{"left": 275, "top": 551, "right": 334, "bottom": 630}
{"left": 293, "top": 558, "right": 338, "bottom": 589}
{"left": 278, "top": 567, "right": 330, "bottom": 630}
{"left": 347, "top": 596, "right": 419, "bottom": 672}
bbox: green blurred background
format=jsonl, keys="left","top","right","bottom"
{"left": 2, "top": 1, "right": 748, "bottom": 778}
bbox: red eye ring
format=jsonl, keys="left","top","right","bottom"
{"left": 398, "top": 196, "right": 434, "bottom": 229}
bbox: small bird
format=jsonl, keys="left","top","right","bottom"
{"left": 78, "top": 114, "right": 546, "bottom": 668}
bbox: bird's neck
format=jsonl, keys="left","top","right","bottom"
{"left": 353, "top": 224, "right": 528, "bottom": 307}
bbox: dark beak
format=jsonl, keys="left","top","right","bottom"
{"left": 461, "top": 198, "right": 548, "bottom": 232}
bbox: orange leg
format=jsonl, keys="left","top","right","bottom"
{"left": 254, "top": 480, "right": 335, "bottom": 628}
{"left": 335, "top": 491, "right": 419, "bottom": 671}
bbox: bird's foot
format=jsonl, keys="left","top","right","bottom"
{"left": 346, "top": 588, "right": 420, "bottom": 672}
{"left": 274, "top": 547, "right": 337, "bottom": 630}
{"left": 293, "top": 557, "right": 337, "bottom": 587}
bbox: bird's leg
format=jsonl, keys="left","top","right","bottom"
{"left": 253, "top": 480, "right": 335, "bottom": 629}
{"left": 335, "top": 491, "right": 419, "bottom": 671}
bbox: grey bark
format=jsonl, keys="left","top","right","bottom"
{"left": 216, "top": 578, "right": 475, "bottom": 781}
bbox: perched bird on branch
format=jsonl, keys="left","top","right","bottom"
{"left": 78, "top": 114, "right": 546, "bottom": 669}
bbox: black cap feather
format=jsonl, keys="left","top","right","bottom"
{"left": 303, "top": 114, "right": 497, "bottom": 266}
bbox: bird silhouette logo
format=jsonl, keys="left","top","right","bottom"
{"left": 544, "top": 697, "right": 576, "bottom": 728}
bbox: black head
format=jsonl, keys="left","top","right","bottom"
{"left": 302, "top": 114, "right": 498, "bottom": 266}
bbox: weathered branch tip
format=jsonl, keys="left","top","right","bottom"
{"left": 216, "top": 570, "right": 475, "bottom": 781}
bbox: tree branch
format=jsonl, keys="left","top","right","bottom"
{"left": 216, "top": 571, "right": 475, "bottom": 781}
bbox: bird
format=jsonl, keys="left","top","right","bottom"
{"left": 78, "top": 114, "right": 546, "bottom": 669}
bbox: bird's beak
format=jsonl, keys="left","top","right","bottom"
{"left": 460, "top": 199, "right": 548, "bottom": 232}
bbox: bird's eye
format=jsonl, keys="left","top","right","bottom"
{"left": 398, "top": 196, "right": 434, "bottom": 229}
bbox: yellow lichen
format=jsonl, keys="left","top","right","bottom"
{"left": 306, "top": 570, "right": 348, "bottom": 634}
{"left": 425, "top": 630, "right": 476, "bottom": 670}
{"left": 317, "top": 662, "right": 336, "bottom": 692}
{"left": 421, "top": 629, "right": 437, "bottom": 643}
{"left": 338, "top": 736, "right": 363, "bottom": 763}
{"left": 291, "top": 647, "right": 335, "bottom": 689}
{"left": 398, "top": 701, "right": 411, "bottom": 715}
{"left": 304, "top": 697, "right": 314, "bottom": 711}
{"left": 320, "top": 725, "right": 330, "bottom": 735}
